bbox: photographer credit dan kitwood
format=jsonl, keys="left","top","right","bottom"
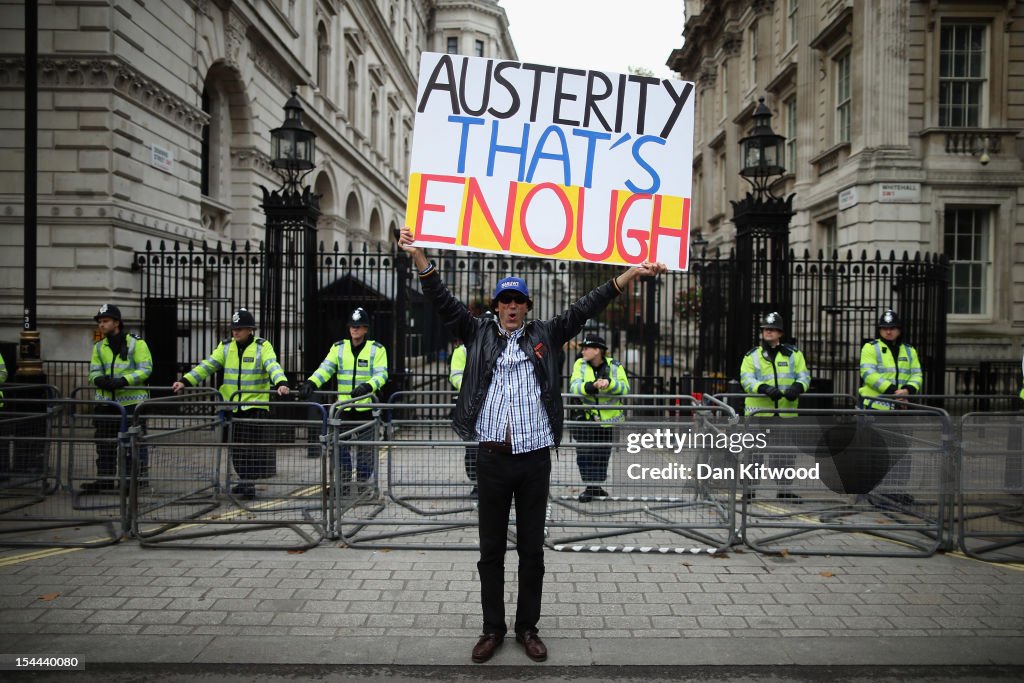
{"left": 624, "top": 427, "right": 820, "bottom": 482}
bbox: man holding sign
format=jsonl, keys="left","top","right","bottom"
{"left": 400, "top": 227, "right": 665, "bottom": 663}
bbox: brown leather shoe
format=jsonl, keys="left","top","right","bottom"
{"left": 515, "top": 631, "right": 547, "bottom": 662}
{"left": 471, "top": 633, "right": 503, "bottom": 663}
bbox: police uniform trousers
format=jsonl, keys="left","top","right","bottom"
{"left": 228, "top": 409, "right": 275, "bottom": 481}
{"left": 338, "top": 408, "right": 376, "bottom": 482}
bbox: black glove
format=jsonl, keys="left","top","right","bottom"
{"left": 94, "top": 376, "right": 114, "bottom": 390}
{"left": 349, "top": 383, "right": 373, "bottom": 399}
{"left": 756, "top": 384, "right": 771, "bottom": 395}
{"left": 766, "top": 386, "right": 784, "bottom": 401}
{"left": 111, "top": 377, "right": 129, "bottom": 390}
{"left": 783, "top": 384, "right": 803, "bottom": 401}
{"left": 883, "top": 384, "right": 897, "bottom": 395}
{"left": 297, "top": 381, "right": 316, "bottom": 400}
{"left": 905, "top": 385, "right": 918, "bottom": 395}
{"left": 583, "top": 381, "right": 599, "bottom": 395}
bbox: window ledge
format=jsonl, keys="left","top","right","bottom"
{"left": 947, "top": 314, "right": 995, "bottom": 325}
{"left": 810, "top": 142, "right": 851, "bottom": 176}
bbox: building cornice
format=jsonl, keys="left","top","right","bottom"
{"left": 0, "top": 55, "right": 207, "bottom": 134}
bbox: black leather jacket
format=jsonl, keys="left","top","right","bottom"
{"left": 421, "top": 270, "right": 621, "bottom": 447}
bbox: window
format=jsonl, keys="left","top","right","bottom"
{"left": 316, "top": 23, "right": 329, "bottom": 92}
{"left": 475, "top": 39, "right": 484, "bottom": 57}
{"left": 749, "top": 23, "right": 758, "bottom": 88}
{"left": 200, "top": 88, "right": 211, "bottom": 196}
{"left": 939, "top": 23, "right": 987, "bottom": 127}
{"left": 720, "top": 62, "right": 728, "bottom": 119}
{"left": 388, "top": 116, "right": 396, "bottom": 167}
{"left": 944, "top": 208, "right": 990, "bottom": 315}
{"left": 835, "top": 51, "right": 851, "bottom": 143}
{"left": 819, "top": 216, "right": 837, "bottom": 258}
{"left": 716, "top": 152, "right": 727, "bottom": 215}
{"left": 370, "top": 93, "right": 379, "bottom": 149}
{"left": 346, "top": 62, "right": 358, "bottom": 125}
{"left": 446, "top": 36, "right": 458, "bottom": 54}
{"left": 787, "top": 0, "right": 798, "bottom": 48}
{"left": 785, "top": 97, "right": 797, "bottom": 171}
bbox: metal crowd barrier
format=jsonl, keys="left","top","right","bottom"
{"left": 957, "top": 411, "right": 1024, "bottom": 562}
{"left": 1, "top": 387, "right": 129, "bottom": 547}
{"left": 331, "top": 391, "right": 475, "bottom": 549}
{"left": 547, "top": 393, "right": 740, "bottom": 554}
{"left": 327, "top": 392, "right": 744, "bottom": 553}
{"left": 129, "top": 391, "right": 329, "bottom": 550}
{"left": 717, "top": 393, "right": 955, "bottom": 557}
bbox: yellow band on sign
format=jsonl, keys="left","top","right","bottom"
{"left": 406, "top": 173, "right": 690, "bottom": 268}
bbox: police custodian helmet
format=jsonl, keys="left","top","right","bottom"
{"left": 759, "top": 311, "right": 784, "bottom": 331}
{"left": 348, "top": 307, "right": 371, "bottom": 327}
{"left": 230, "top": 308, "right": 256, "bottom": 329}
{"left": 878, "top": 309, "right": 902, "bottom": 328}
{"left": 94, "top": 303, "right": 123, "bottom": 322}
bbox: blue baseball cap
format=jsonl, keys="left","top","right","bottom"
{"left": 493, "top": 277, "right": 530, "bottom": 300}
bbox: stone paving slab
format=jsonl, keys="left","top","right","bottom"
{"left": 0, "top": 541, "right": 1022, "bottom": 666}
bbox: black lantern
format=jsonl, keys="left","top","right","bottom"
{"left": 738, "top": 97, "right": 786, "bottom": 197}
{"left": 270, "top": 89, "right": 316, "bottom": 189}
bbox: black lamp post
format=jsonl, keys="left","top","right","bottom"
{"left": 727, "top": 97, "right": 795, "bottom": 380}
{"left": 15, "top": 0, "right": 44, "bottom": 384}
{"left": 261, "top": 89, "right": 321, "bottom": 378}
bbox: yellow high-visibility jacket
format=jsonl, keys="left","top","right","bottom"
{"left": 183, "top": 337, "right": 287, "bottom": 410}
{"left": 307, "top": 339, "right": 388, "bottom": 411}
{"left": 569, "top": 357, "right": 629, "bottom": 425}
{"left": 89, "top": 334, "right": 153, "bottom": 406}
{"left": 859, "top": 339, "right": 922, "bottom": 410}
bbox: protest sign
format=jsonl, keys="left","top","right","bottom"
{"left": 405, "top": 53, "right": 696, "bottom": 271}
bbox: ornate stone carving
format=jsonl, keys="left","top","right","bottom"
{"left": 252, "top": 39, "right": 291, "bottom": 89}
{"left": 225, "top": 12, "right": 249, "bottom": 68}
{"left": 722, "top": 31, "right": 743, "bottom": 57}
{"left": 698, "top": 64, "right": 717, "bottom": 89}
{"left": 231, "top": 147, "right": 275, "bottom": 174}
{"left": 1, "top": 57, "right": 208, "bottom": 134}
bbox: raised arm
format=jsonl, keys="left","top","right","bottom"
{"left": 550, "top": 261, "right": 668, "bottom": 344}
{"left": 398, "top": 227, "right": 477, "bottom": 342}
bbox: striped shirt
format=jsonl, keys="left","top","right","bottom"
{"left": 474, "top": 324, "right": 553, "bottom": 453}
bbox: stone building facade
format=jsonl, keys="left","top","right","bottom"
{"left": 0, "top": 0, "right": 516, "bottom": 361}
{"left": 669, "top": 0, "right": 1024, "bottom": 367}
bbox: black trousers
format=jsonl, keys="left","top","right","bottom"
{"left": 476, "top": 444, "right": 550, "bottom": 637}
{"left": 574, "top": 424, "right": 614, "bottom": 483}
{"left": 230, "top": 413, "right": 275, "bottom": 480}
{"left": 92, "top": 403, "right": 145, "bottom": 479}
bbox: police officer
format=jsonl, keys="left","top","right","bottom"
{"left": 858, "top": 309, "right": 922, "bottom": 505}
{"left": 298, "top": 307, "right": 388, "bottom": 491}
{"left": 859, "top": 309, "right": 922, "bottom": 410}
{"left": 83, "top": 304, "right": 153, "bottom": 493}
{"left": 172, "top": 308, "right": 290, "bottom": 499}
{"left": 450, "top": 311, "right": 495, "bottom": 498}
{"left": 740, "top": 312, "right": 810, "bottom": 500}
{"left": 569, "top": 335, "right": 629, "bottom": 502}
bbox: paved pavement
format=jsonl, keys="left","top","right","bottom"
{"left": 0, "top": 537, "right": 1022, "bottom": 680}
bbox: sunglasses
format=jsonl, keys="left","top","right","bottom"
{"left": 497, "top": 294, "right": 527, "bottom": 305}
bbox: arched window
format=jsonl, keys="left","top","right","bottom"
{"left": 316, "top": 22, "right": 329, "bottom": 94}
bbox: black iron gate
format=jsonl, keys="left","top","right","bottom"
{"left": 134, "top": 240, "right": 949, "bottom": 395}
